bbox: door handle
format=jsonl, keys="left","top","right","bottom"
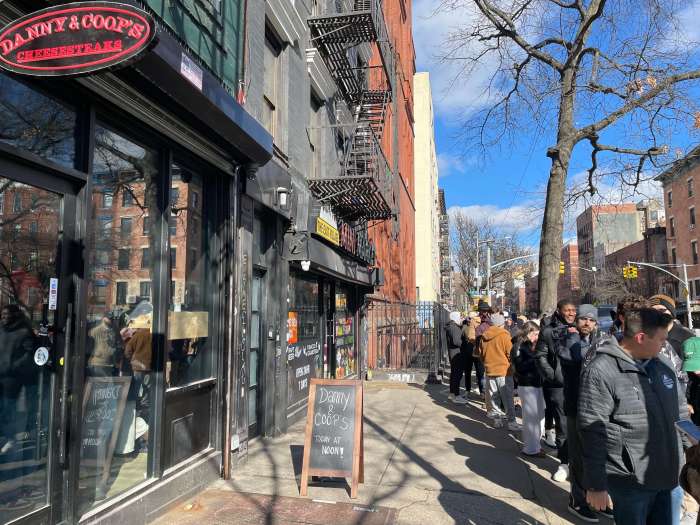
{"left": 58, "top": 303, "right": 73, "bottom": 468}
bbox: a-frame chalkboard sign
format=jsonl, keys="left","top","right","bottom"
{"left": 300, "top": 378, "right": 364, "bottom": 498}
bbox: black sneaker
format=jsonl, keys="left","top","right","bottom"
{"left": 599, "top": 507, "right": 614, "bottom": 520}
{"left": 568, "top": 503, "right": 600, "bottom": 523}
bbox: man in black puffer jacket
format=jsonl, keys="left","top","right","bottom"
{"left": 579, "top": 308, "right": 690, "bottom": 525}
{"left": 535, "top": 298, "right": 577, "bottom": 482}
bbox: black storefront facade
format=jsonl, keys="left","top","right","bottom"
{"left": 0, "top": 3, "right": 275, "bottom": 525}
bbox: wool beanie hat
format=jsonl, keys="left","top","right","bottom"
{"left": 490, "top": 314, "right": 505, "bottom": 327}
{"left": 478, "top": 300, "right": 491, "bottom": 312}
{"left": 578, "top": 304, "right": 598, "bottom": 321}
{"left": 649, "top": 294, "right": 676, "bottom": 317}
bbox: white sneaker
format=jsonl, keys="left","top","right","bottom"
{"left": 553, "top": 464, "right": 569, "bottom": 483}
{"left": 507, "top": 421, "right": 522, "bottom": 431}
{"left": 492, "top": 417, "right": 504, "bottom": 428}
{"left": 453, "top": 395, "right": 468, "bottom": 405}
{"left": 448, "top": 393, "right": 455, "bottom": 401}
{"left": 544, "top": 429, "right": 557, "bottom": 448}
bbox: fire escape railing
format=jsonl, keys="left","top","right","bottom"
{"left": 307, "top": 0, "right": 395, "bottom": 222}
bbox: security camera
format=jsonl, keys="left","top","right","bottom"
{"left": 301, "top": 260, "right": 311, "bottom": 271}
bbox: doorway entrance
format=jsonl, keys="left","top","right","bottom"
{"left": 0, "top": 165, "right": 77, "bottom": 525}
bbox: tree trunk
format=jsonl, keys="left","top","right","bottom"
{"left": 538, "top": 143, "right": 573, "bottom": 314}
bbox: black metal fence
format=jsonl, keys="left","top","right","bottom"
{"left": 362, "top": 300, "right": 449, "bottom": 377}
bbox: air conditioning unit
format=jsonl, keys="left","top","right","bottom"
{"left": 127, "top": 295, "right": 138, "bottom": 304}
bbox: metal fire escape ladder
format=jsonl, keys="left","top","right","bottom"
{"left": 307, "top": 0, "right": 395, "bottom": 221}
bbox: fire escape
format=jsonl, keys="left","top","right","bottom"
{"left": 307, "top": 0, "right": 395, "bottom": 221}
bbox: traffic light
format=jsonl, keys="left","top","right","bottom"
{"left": 623, "top": 266, "right": 629, "bottom": 279}
{"left": 630, "top": 266, "right": 638, "bottom": 279}
{"left": 559, "top": 261, "right": 565, "bottom": 275}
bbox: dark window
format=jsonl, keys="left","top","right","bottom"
{"left": 0, "top": 73, "right": 76, "bottom": 168}
{"left": 95, "top": 249, "right": 109, "bottom": 269}
{"left": 672, "top": 247, "right": 677, "bottom": 265}
{"left": 668, "top": 191, "right": 673, "bottom": 208}
{"left": 670, "top": 217, "right": 676, "bottom": 237}
{"left": 122, "top": 189, "right": 134, "bottom": 207}
{"left": 170, "top": 247, "right": 177, "bottom": 268}
{"left": 29, "top": 221, "right": 37, "bottom": 234}
{"left": 93, "top": 284, "right": 107, "bottom": 305}
{"left": 169, "top": 214, "right": 177, "bottom": 237}
{"left": 139, "top": 281, "right": 151, "bottom": 300}
{"left": 116, "top": 282, "right": 128, "bottom": 305}
{"left": 13, "top": 192, "right": 21, "bottom": 212}
{"left": 693, "top": 241, "right": 698, "bottom": 265}
{"left": 170, "top": 187, "right": 180, "bottom": 207}
{"left": 120, "top": 217, "right": 132, "bottom": 238}
{"left": 141, "top": 248, "right": 150, "bottom": 269}
{"left": 118, "top": 249, "right": 130, "bottom": 270}
{"left": 142, "top": 216, "right": 149, "bottom": 236}
{"left": 690, "top": 179, "right": 694, "bottom": 197}
{"left": 691, "top": 208, "right": 696, "bottom": 228}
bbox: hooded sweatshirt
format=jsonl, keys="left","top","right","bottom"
{"left": 480, "top": 325, "right": 513, "bottom": 377}
{"left": 578, "top": 336, "right": 689, "bottom": 491}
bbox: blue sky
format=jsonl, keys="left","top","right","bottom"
{"left": 412, "top": 0, "right": 700, "bottom": 248}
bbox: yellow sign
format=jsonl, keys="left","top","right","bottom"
{"left": 316, "top": 217, "right": 339, "bottom": 245}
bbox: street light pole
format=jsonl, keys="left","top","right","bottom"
{"left": 486, "top": 242, "right": 491, "bottom": 305}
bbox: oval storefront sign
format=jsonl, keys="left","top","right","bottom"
{"left": 0, "top": 2, "right": 155, "bottom": 76}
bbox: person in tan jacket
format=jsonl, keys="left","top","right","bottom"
{"left": 480, "top": 313, "right": 520, "bottom": 430}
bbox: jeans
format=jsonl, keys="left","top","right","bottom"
{"left": 519, "top": 386, "right": 545, "bottom": 454}
{"left": 449, "top": 353, "right": 464, "bottom": 396}
{"left": 608, "top": 482, "right": 674, "bottom": 525}
{"left": 462, "top": 352, "right": 484, "bottom": 393}
{"left": 485, "top": 376, "right": 515, "bottom": 422}
{"left": 566, "top": 416, "right": 587, "bottom": 507}
{"left": 543, "top": 387, "right": 567, "bottom": 464}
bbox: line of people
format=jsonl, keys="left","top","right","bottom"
{"left": 445, "top": 294, "right": 700, "bottom": 525}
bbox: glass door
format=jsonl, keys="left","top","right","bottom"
{"left": 248, "top": 273, "right": 263, "bottom": 437}
{"left": 0, "top": 170, "right": 76, "bottom": 525}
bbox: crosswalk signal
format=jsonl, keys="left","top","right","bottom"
{"left": 559, "top": 261, "right": 565, "bottom": 275}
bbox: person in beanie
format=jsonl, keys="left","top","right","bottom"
{"left": 446, "top": 312, "right": 467, "bottom": 404}
{"left": 480, "top": 313, "right": 520, "bottom": 430}
{"left": 535, "top": 298, "right": 577, "bottom": 482}
{"left": 579, "top": 308, "right": 690, "bottom": 525}
{"left": 559, "top": 304, "right": 609, "bottom": 522}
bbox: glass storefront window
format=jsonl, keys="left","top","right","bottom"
{"left": 287, "top": 273, "right": 322, "bottom": 411}
{"left": 165, "top": 163, "right": 212, "bottom": 388}
{"left": 0, "top": 73, "right": 76, "bottom": 168}
{"left": 78, "top": 124, "right": 158, "bottom": 514}
{"left": 335, "top": 286, "right": 356, "bottom": 379}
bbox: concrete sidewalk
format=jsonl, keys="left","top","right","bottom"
{"left": 156, "top": 382, "right": 588, "bottom": 525}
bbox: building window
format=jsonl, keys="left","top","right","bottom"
{"left": 120, "top": 217, "right": 132, "bottom": 239}
{"left": 29, "top": 221, "right": 37, "bottom": 234}
{"left": 139, "top": 281, "right": 151, "bottom": 300}
{"left": 263, "top": 25, "right": 282, "bottom": 140}
{"left": 309, "top": 94, "right": 322, "bottom": 180}
{"left": 141, "top": 247, "right": 150, "bottom": 269}
{"left": 170, "top": 187, "right": 180, "bottom": 208}
{"left": 670, "top": 217, "right": 676, "bottom": 237}
{"left": 668, "top": 190, "right": 673, "bottom": 208}
{"left": 170, "top": 247, "right": 177, "bottom": 269}
{"left": 142, "top": 216, "right": 149, "bottom": 236}
{"left": 169, "top": 214, "right": 177, "bottom": 237}
{"left": 122, "top": 188, "right": 134, "bottom": 207}
{"left": 693, "top": 241, "right": 698, "bottom": 265}
{"left": 102, "top": 192, "right": 113, "bottom": 208}
{"left": 117, "top": 248, "right": 130, "bottom": 270}
{"left": 691, "top": 207, "right": 696, "bottom": 229}
{"left": 690, "top": 179, "right": 695, "bottom": 197}
{"left": 116, "top": 282, "right": 128, "bottom": 305}
{"left": 13, "top": 192, "right": 21, "bottom": 212}
{"left": 672, "top": 247, "right": 677, "bottom": 265}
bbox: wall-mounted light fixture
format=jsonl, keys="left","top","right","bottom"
{"left": 301, "top": 260, "right": 311, "bottom": 271}
{"left": 276, "top": 186, "right": 291, "bottom": 211}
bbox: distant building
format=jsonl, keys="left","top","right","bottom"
{"left": 576, "top": 203, "right": 644, "bottom": 290}
{"left": 558, "top": 242, "right": 581, "bottom": 303}
{"left": 604, "top": 226, "right": 669, "bottom": 298}
{"left": 526, "top": 274, "right": 539, "bottom": 314}
{"left": 505, "top": 274, "right": 527, "bottom": 314}
{"left": 413, "top": 73, "right": 441, "bottom": 302}
{"left": 438, "top": 190, "right": 452, "bottom": 306}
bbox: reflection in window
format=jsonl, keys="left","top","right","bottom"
{"left": 166, "top": 163, "right": 211, "bottom": 388}
{"left": 0, "top": 73, "right": 76, "bottom": 168}
{"left": 79, "top": 124, "right": 158, "bottom": 515}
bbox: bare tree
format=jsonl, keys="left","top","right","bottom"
{"left": 437, "top": 0, "right": 700, "bottom": 312}
{"left": 451, "top": 211, "right": 534, "bottom": 307}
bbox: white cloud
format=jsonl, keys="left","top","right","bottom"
{"left": 413, "top": 1, "right": 502, "bottom": 119}
{"left": 437, "top": 153, "right": 475, "bottom": 177}
{"left": 447, "top": 203, "right": 542, "bottom": 234}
